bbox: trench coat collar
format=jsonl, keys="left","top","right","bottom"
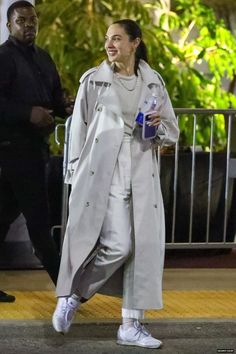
{"left": 90, "top": 60, "right": 161, "bottom": 117}
{"left": 91, "top": 59, "right": 160, "bottom": 87}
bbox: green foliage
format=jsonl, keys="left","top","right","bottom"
{"left": 35, "top": 0, "right": 236, "bottom": 152}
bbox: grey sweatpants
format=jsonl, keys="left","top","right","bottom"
{"left": 76, "top": 136, "right": 144, "bottom": 319}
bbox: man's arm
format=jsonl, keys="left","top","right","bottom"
{"left": 0, "top": 48, "right": 55, "bottom": 128}
{"left": 0, "top": 48, "right": 32, "bottom": 125}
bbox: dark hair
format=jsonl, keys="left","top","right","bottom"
{"left": 112, "top": 19, "right": 148, "bottom": 75}
{"left": 7, "top": 1, "right": 35, "bottom": 22}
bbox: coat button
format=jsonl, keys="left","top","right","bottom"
{"left": 97, "top": 106, "right": 102, "bottom": 112}
{"left": 86, "top": 202, "right": 90, "bottom": 207}
{"left": 95, "top": 138, "right": 99, "bottom": 143}
{"left": 89, "top": 170, "right": 94, "bottom": 176}
{"left": 152, "top": 173, "right": 155, "bottom": 177}
{"left": 154, "top": 204, "right": 157, "bottom": 208}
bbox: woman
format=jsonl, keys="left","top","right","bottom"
{"left": 52, "top": 19, "right": 179, "bottom": 349}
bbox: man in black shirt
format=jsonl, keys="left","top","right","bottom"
{"left": 0, "top": 1, "right": 72, "bottom": 302}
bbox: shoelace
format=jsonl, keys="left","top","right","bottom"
{"left": 133, "top": 321, "right": 151, "bottom": 339}
{"left": 60, "top": 299, "right": 75, "bottom": 316}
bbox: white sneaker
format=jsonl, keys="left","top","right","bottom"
{"left": 117, "top": 320, "right": 162, "bottom": 349}
{"left": 52, "top": 296, "right": 80, "bottom": 334}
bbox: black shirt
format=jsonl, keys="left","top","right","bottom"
{"left": 0, "top": 36, "right": 67, "bottom": 146}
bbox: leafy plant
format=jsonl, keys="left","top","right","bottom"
{"left": 36, "top": 0, "right": 236, "bottom": 153}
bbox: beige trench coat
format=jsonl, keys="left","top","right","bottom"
{"left": 56, "top": 60, "right": 179, "bottom": 309}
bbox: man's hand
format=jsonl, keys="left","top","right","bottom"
{"left": 30, "top": 106, "right": 54, "bottom": 127}
{"left": 65, "top": 97, "right": 75, "bottom": 116}
{"left": 65, "top": 105, "right": 74, "bottom": 116}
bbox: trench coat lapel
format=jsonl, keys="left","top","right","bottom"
{"left": 136, "top": 60, "right": 163, "bottom": 114}
{"left": 97, "top": 85, "right": 123, "bottom": 118}
{"left": 91, "top": 61, "right": 122, "bottom": 117}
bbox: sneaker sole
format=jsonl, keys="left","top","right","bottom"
{"left": 117, "top": 339, "right": 162, "bottom": 349}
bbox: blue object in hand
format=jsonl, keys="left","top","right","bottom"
{"left": 135, "top": 94, "right": 158, "bottom": 139}
{"left": 136, "top": 111, "right": 144, "bottom": 126}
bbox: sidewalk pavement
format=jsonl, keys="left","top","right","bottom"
{"left": 0, "top": 319, "right": 235, "bottom": 354}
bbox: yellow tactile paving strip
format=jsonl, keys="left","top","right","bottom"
{"left": 0, "top": 290, "right": 236, "bottom": 320}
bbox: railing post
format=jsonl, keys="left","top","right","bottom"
{"left": 171, "top": 115, "right": 179, "bottom": 243}
{"left": 223, "top": 114, "right": 232, "bottom": 243}
{"left": 206, "top": 116, "right": 214, "bottom": 243}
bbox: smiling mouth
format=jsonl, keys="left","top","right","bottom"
{"left": 107, "top": 50, "right": 117, "bottom": 55}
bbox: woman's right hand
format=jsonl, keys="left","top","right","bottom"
{"left": 146, "top": 111, "right": 161, "bottom": 127}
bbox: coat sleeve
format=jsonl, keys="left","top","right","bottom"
{"left": 64, "top": 79, "right": 88, "bottom": 184}
{"left": 153, "top": 75, "right": 179, "bottom": 147}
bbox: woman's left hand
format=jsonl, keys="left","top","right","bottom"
{"left": 146, "top": 111, "right": 161, "bottom": 127}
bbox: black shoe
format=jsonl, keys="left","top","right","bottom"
{"left": 0, "top": 290, "right": 15, "bottom": 303}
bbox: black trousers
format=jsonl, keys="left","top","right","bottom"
{"left": 0, "top": 144, "right": 60, "bottom": 285}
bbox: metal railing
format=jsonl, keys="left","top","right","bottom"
{"left": 54, "top": 109, "right": 236, "bottom": 249}
{"left": 165, "top": 109, "right": 236, "bottom": 248}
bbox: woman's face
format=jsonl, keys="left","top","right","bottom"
{"left": 105, "top": 24, "right": 139, "bottom": 65}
